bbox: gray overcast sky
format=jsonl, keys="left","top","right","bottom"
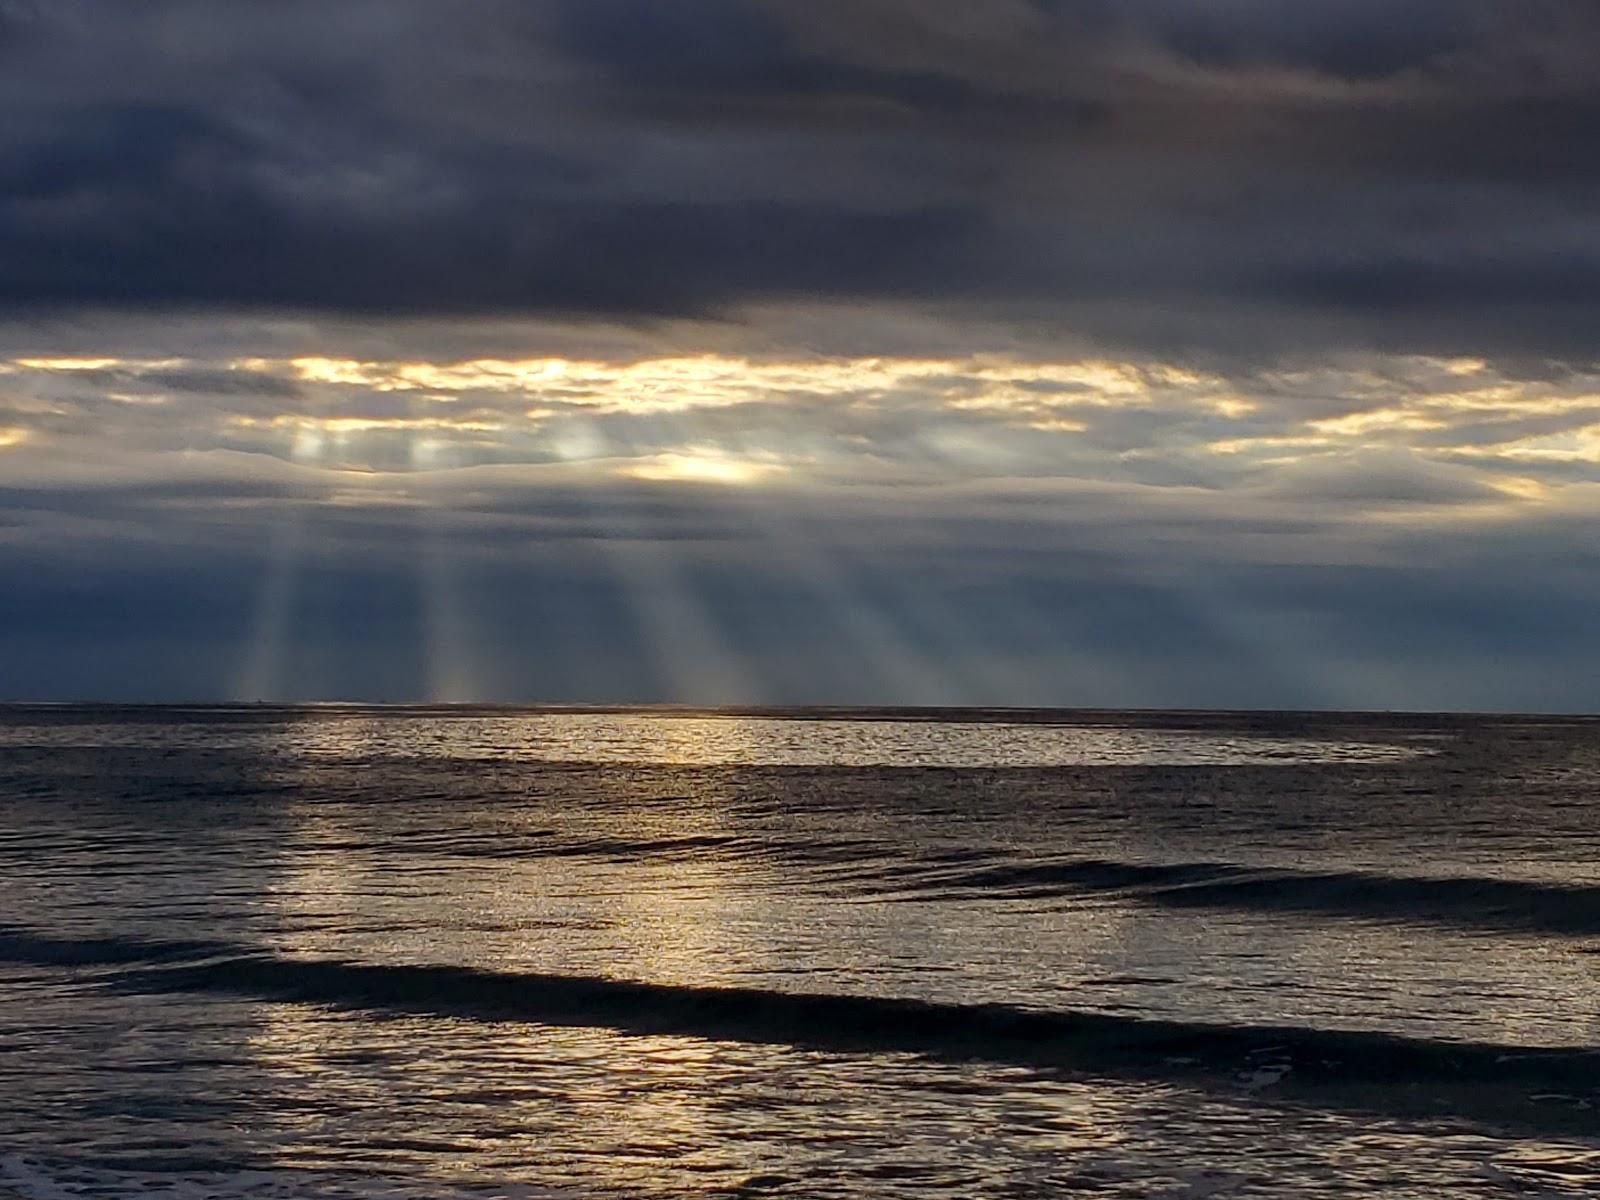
{"left": 1, "top": 0, "right": 1597, "bottom": 709}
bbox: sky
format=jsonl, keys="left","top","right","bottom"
{"left": 1, "top": 0, "right": 1598, "bottom": 710}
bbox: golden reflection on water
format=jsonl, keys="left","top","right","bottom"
{"left": 9, "top": 708, "right": 1600, "bottom": 1195}
{"left": 220, "top": 711, "right": 1600, "bottom": 1193}
{"left": 243, "top": 712, "right": 1600, "bottom": 1051}
{"left": 227, "top": 712, "right": 1425, "bottom": 768}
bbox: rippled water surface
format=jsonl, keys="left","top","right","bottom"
{"left": 1, "top": 706, "right": 1598, "bottom": 1197}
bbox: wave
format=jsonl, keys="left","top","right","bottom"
{"left": 459, "top": 833, "right": 746, "bottom": 860}
{"left": 0, "top": 1154, "right": 541, "bottom": 1200}
{"left": 872, "top": 856, "right": 1600, "bottom": 938}
{"left": 375, "top": 833, "right": 1600, "bottom": 941}
{"left": 299, "top": 832, "right": 892, "bottom": 868}
{"left": 3, "top": 924, "right": 1596, "bottom": 1132}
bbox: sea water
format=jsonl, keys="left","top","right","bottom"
{"left": 0, "top": 706, "right": 1597, "bottom": 1197}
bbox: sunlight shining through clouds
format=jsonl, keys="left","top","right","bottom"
{"left": 1, "top": 0, "right": 1598, "bottom": 707}
{"left": 3, "top": 338, "right": 1598, "bottom": 709}
{"left": 5, "top": 350, "right": 1599, "bottom": 498}
{"left": 4, "top": 6, "right": 1600, "bottom": 1196}
{"left": 623, "top": 450, "right": 791, "bottom": 486}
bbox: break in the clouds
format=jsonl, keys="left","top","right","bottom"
{"left": 0, "top": 1, "right": 1597, "bottom": 708}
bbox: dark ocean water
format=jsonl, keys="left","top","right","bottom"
{"left": 1, "top": 706, "right": 1598, "bottom": 1197}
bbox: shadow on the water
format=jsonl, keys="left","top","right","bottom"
{"left": 2, "top": 923, "right": 1595, "bottom": 1138}
{"left": 868, "top": 855, "right": 1600, "bottom": 939}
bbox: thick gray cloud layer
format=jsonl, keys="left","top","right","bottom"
{"left": 1, "top": 0, "right": 1599, "bottom": 357}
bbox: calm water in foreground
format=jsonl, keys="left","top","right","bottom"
{"left": 1, "top": 706, "right": 1599, "bottom": 1197}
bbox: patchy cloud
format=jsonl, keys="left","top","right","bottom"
{"left": 4, "top": 348, "right": 1598, "bottom": 490}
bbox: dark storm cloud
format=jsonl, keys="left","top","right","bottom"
{"left": 0, "top": 136, "right": 979, "bottom": 315}
{"left": 550, "top": 0, "right": 980, "bottom": 113}
{"left": 1, "top": 0, "right": 1599, "bottom": 354}
{"left": 1045, "top": 0, "right": 1476, "bottom": 80}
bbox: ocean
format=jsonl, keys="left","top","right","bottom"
{"left": 0, "top": 705, "right": 1597, "bottom": 1197}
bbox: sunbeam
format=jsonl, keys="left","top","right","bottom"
{"left": 6, "top": 5, "right": 1600, "bottom": 1196}
{"left": 234, "top": 504, "right": 307, "bottom": 702}
{"left": 416, "top": 502, "right": 484, "bottom": 705}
